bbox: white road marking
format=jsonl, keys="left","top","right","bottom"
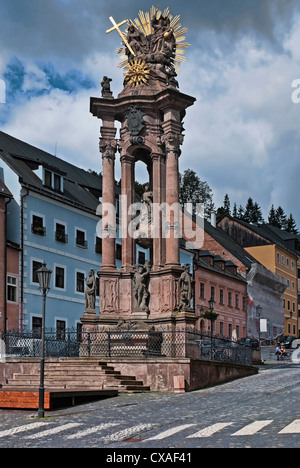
{"left": 187, "top": 422, "right": 233, "bottom": 438}
{"left": 102, "top": 423, "right": 154, "bottom": 442}
{"left": 279, "top": 420, "right": 300, "bottom": 434}
{"left": 0, "top": 422, "right": 50, "bottom": 438}
{"left": 146, "top": 424, "right": 195, "bottom": 441}
{"left": 66, "top": 422, "right": 119, "bottom": 439}
{"left": 231, "top": 420, "right": 273, "bottom": 436}
{"left": 25, "top": 422, "right": 82, "bottom": 439}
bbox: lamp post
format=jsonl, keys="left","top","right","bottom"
{"left": 36, "top": 262, "right": 52, "bottom": 418}
{"left": 202, "top": 297, "right": 218, "bottom": 359}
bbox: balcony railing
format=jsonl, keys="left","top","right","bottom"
{"left": 55, "top": 231, "right": 68, "bottom": 244}
{"left": 31, "top": 225, "right": 46, "bottom": 236}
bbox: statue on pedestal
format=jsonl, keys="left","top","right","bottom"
{"left": 85, "top": 269, "right": 96, "bottom": 312}
{"left": 179, "top": 265, "right": 193, "bottom": 310}
{"left": 133, "top": 261, "right": 151, "bottom": 311}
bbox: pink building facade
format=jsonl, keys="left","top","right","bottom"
{"left": 195, "top": 251, "right": 247, "bottom": 339}
{"left": 0, "top": 179, "right": 19, "bottom": 333}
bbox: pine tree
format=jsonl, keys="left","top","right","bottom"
{"left": 286, "top": 214, "right": 299, "bottom": 234}
{"left": 232, "top": 203, "right": 238, "bottom": 218}
{"left": 268, "top": 204, "right": 279, "bottom": 228}
{"left": 275, "top": 206, "right": 287, "bottom": 230}
{"left": 243, "top": 198, "right": 254, "bottom": 223}
{"left": 251, "top": 202, "right": 264, "bottom": 224}
{"left": 216, "top": 194, "right": 231, "bottom": 219}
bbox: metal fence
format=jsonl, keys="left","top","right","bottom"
{"left": 1, "top": 329, "right": 253, "bottom": 366}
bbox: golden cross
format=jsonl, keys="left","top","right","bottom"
{"left": 106, "top": 16, "right": 135, "bottom": 56}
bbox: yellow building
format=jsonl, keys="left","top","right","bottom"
{"left": 245, "top": 244, "right": 298, "bottom": 337}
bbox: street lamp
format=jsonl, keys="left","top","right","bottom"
{"left": 202, "top": 297, "right": 218, "bottom": 359}
{"left": 255, "top": 304, "right": 263, "bottom": 363}
{"left": 36, "top": 262, "right": 52, "bottom": 418}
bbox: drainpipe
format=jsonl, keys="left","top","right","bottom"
{"left": 20, "top": 187, "right": 29, "bottom": 333}
{"left": 4, "top": 197, "right": 11, "bottom": 335}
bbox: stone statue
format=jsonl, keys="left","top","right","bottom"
{"left": 136, "top": 183, "right": 153, "bottom": 249}
{"left": 133, "top": 261, "right": 151, "bottom": 310}
{"left": 85, "top": 269, "right": 96, "bottom": 310}
{"left": 101, "top": 76, "right": 113, "bottom": 98}
{"left": 179, "top": 265, "right": 193, "bottom": 310}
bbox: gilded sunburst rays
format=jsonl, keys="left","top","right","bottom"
{"left": 124, "top": 58, "right": 150, "bottom": 87}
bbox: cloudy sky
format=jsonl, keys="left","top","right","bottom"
{"left": 0, "top": 0, "right": 300, "bottom": 225}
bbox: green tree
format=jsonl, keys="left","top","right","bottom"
{"left": 268, "top": 204, "right": 280, "bottom": 228}
{"left": 275, "top": 206, "right": 287, "bottom": 230}
{"left": 216, "top": 194, "right": 231, "bottom": 219}
{"left": 179, "top": 169, "right": 215, "bottom": 218}
{"left": 243, "top": 198, "right": 264, "bottom": 224}
{"left": 286, "top": 214, "right": 299, "bottom": 234}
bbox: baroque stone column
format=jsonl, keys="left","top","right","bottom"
{"left": 99, "top": 124, "right": 117, "bottom": 271}
{"left": 163, "top": 130, "right": 183, "bottom": 267}
{"left": 120, "top": 153, "right": 135, "bottom": 272}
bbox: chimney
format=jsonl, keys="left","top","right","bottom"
{"left": 211, "top": 211, "right": 217, "bottom": 228}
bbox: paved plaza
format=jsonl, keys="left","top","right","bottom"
{"left": 0, "top": 354, "right": 299, "bottom": 449}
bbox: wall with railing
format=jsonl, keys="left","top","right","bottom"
{"left": 1, "top": 328, "right": 253, "bottom": 366}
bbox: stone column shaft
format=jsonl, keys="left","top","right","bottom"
{"left": 100, "top": 124, "right": 117, "bottom": 270}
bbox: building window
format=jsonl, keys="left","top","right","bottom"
{"left": 286, "top": 258, "right": 289, "bottom": 269}
{"left": 56, "top": 320, "right": 66, "bottom": 340}
{"left": 282, "top": 255, "right": 285, "bottom": 266}
{"left": 219, "top": 322, "right": 224, "bottom": 336}
{"left": 228, "top": 291, "right": 232, "bottom": 307}
{"left": 210, "top": 286, "right": 215, "bottom": 301}
{"left": 32, "top": 260, "right": 43, "bottom": 283}
{"left": 32, "top": 215, "right": 46, "bottom": 236}
{"left": 277, "top": 253, "right": 280, "bottom": 264}
{"left": 76, "top": 229, "right": 87, "bottom": 248}
{"left": 44, "top": 169, "right": 52, "bottom": 187}
{"left": 7, "top": 276, "right": 17, "bottom": 302}
{"left": 95, "top": 236, "right": 102, "bottom": 254}
{"left": 43, "top": 168, "right": 63, "bottom": 192}
{"left": 228, "top": 323, "right": 232, "bottom": 338}
{"left": 76, "top": 272, "right": 85, "bottom": 293}
{"left": 54, "top": 173, "right": 61, "bottom": 192}
{"left": 32, "top": 317, "right": 42, "bottom": 337}
{"left": 219, "top": 289, "right": 224, "bottom": 305}
{"left": 55, "top": 266, "right": 65, "bottom": 289}
{"left": 55, "top": 223, "right": 68, "bottom": 243}
{"left": 137, "top": 250, "right": 145, "bottom": 265}
{"left": 235, "top": 294, "right": 239, "bottom": 309}
{"left": 116, "top": 244, "right": 122, "bottom": 261}
{"left": 200, "top": 283, "right": 205, "bottom": 299}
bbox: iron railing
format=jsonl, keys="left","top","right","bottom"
{"left": 0, "top": 329, "right": 253, "bottom": 366}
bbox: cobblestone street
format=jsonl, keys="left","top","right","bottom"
{"left": 0, "top": 357, "right": 299, "bottom": 449}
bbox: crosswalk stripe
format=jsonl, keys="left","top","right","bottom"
{"left": 0, "top": 422, "right": 50, "bottom": 438}
{"left": 146, "top": 424, "right": 195, "bottom": 441}
{"left": 25, "top": 423, "right": 82, "bottom": 439}
{"left": 103, "top": 424, "right": 154, "bottom": 443}
{"left": 278, "top": 420, "right": 300, "bottom": 434}
{"left": 231, "top": 420, "right": 273, "bottom": 436}
{"left": 66, "top": 423, "right": 119, "bottom": 440}
{"left": 186, "top": 422, "right": 233, "bottom": 438}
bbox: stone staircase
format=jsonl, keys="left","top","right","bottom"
{"left": 1, "top": 359, "right": 150, "bottom": 394}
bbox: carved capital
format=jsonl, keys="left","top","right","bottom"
{"left": 99, "top": 138, "right": 117, "bottom": 160}
{"left": 161, "top": 132, "right": 183, "bottom": 154}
